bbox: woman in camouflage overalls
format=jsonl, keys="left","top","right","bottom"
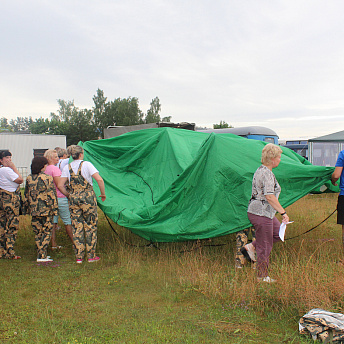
{"left": 58, "top": 145, "right": 106, "bottom": 264}
{"left": 24, "top": 157, "right": 58, "bottom": 262}
{"left": 0, "top": 151, "right": 23, "bottom": 259}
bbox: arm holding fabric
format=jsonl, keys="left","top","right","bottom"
{"left": 92, "top": 172, "right": 106, "bottom": 202}
{"left": 331, "top": 166, "right": 343, "bottom": 186}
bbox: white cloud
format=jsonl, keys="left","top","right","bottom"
{"left": 1, "top": 0, "right": 344, "bottom": 139}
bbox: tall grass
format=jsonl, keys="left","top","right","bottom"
{"left": 156, "top": 193, "right": 343, "bottom": 312}
{"left": 0, "top": 193, "right": 340, "bottom": 343}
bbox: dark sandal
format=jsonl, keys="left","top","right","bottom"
{"left": 11, "top": 255, "right": 21, "bottom": 260}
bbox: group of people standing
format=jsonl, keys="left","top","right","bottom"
{"left": 0, "top": 145, "right": 106, "bottom": 263}
{"left": 2, "top": 141, "right": 344, "bottom": 282}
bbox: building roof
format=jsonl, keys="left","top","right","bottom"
{"left": 0, "top": 131, "right": 66, "bottom": 137}
{"left": 197, "top": 126, "right": 278, "bottom": 137}
{"left": 309, "top": 130, "right": 344, "bottom": 142}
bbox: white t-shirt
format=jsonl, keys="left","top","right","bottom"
{"left": 58, "top": 158, "right": 70, "bottom": 172}
{"left": 0, "top": 167, "right": 20, "bottom": 192}
{"left": 61, "top": 160, "right": 98, "bottom": 185}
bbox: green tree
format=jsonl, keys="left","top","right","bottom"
{"left": 9, "top": 116, "right": 33, "bottom": 131}
{"left": 0, "top": 117, "right": 11, "bottom": 132}
{"left": 161, "top": 116, "right": 172, "bottom": 122}
{"left": 145, "top": 96, "right": 161, "bottom": 123}
{"left": 29, "top": 117, "right": 50, "bottom": 134}
{"left": 57, "top": 99, "right": 75, "bottom": 122}
{"left": 92, "top": 90, "right": 145, "bottom": 137}
{"left": 67, "top": 108, "right": 98, "bottom": 145}
{"left": 116, "top": 97, "right": 144, "bottom": 126}
{"left": 93, "top": 88, "right": 108, "bottom": 138}
{"left": 213, "top": 121, "right": 232, "bottom": 129}
{"left": 48, "top": 116, "right": 69, "bottom": 136}
{"left": 106, "top": 97, "right": 143, "bottom": 126}
{"left": 54, "top": 100, "right": 98, "bottom": 145}
{"left": 1, "top": 92, "right": 165, "bottom": 142}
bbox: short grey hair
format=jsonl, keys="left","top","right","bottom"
{"left": 261, "top": 143, "right": 282, "bottom": 165}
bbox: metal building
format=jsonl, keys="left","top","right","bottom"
{"left": 0, "top": 132, "right": 66, "bottom": 180}
{"left": 309, "top": 130, "right": 344, "bottom": 166}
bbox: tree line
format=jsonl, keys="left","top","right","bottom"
{"left": 213, "top": 120, "right": 232, "bottom": 129}
{"left": 0, "top": 89, "right": 172, "bottom": 145}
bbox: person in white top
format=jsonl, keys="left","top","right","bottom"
{"left": 58, "top": 145, "right": 106, "bottom": 264}
{"left": 0, "top": 151, "right": 23, "bottom": 259}
{"left": 55, "top": 147, "right": 69, "bottom": 172}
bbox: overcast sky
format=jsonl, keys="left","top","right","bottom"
{"left": 1, "top": 0, "right": 344, "bottom": 139}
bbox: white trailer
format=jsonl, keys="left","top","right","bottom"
{"left": 0, "top": 133, "right": 66, "bottom": 180}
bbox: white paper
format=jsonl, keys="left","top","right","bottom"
{"left": 279, "top": 221, "right": 294, "bottom": 242}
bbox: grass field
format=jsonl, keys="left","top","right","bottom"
{"left": 0, "top": 193, "right": 342, "bottom": 343}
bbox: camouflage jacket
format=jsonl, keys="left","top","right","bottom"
{"left": 299, "top": 308, "right": 344, "bottom": 343}
{"left": 23, "top": 172, "right": 58, "bottom": 217}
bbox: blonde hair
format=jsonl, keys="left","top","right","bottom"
{"left": 261, "top": 143, "right": 282, "bottom": 165}
{"left": 44, "top": 149, "right": 58, "bottom": 163}
{"left": 68, "top": 145, "right": 84, "bottom": 160}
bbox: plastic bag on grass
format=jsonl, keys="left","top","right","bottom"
{"left": 299, "top": 308, "right": 344, "bottom": 343}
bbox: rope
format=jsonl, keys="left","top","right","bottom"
{"left": 102, "top": 208, "right": 338, "bottom": 250}
{"left": 102, "top": 210, "right": 230, "bottom": 253}
{"left": 103, "top": 210, "right": 149, "bottom": 248}
{"left": 284, "top": 208, "right": 337, "bottom": 241}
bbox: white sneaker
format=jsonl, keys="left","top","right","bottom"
{"left": 257, "top": 276, "right": 276, "bottom": 283}
{"left": 37, "top": 258, "right": 53, "bottom": 262}
{"left": 245, "top": 244, "right": 257, "bottom": 262}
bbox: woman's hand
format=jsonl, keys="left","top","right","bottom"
{"left": 282, "top": 213, "right": 289, "bottom": 223}
{"left": 99, "top": 195, "right": 106, "bottom": 202}
{"left": 4, "top": 160, "right": 16, "bottom": 170}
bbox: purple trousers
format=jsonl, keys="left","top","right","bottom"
{"left": 247, "top": 212, "right": 281, "bottom": 278}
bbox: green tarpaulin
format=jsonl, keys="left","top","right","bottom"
{"left": 79, "top": 127, "right": 337, "bottom": 242}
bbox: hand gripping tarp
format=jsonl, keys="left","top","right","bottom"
{"left": 79, "top": 127, "right": 336, "bottom": 242}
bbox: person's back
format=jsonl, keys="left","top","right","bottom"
{"left": 331, "top": 150, "right": 344, "bottom": 262}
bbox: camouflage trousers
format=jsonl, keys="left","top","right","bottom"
{"left": 32, "top": 215, "right": 54, "bottom": 259}
{"left": 235, "top": 227, "right": 256, "bottom": 268}
{"left": 69, "top": 191, "right": 98, "bottom": 260}
{"left": 0, "top": 189, "right": 20, "bottom": 259}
